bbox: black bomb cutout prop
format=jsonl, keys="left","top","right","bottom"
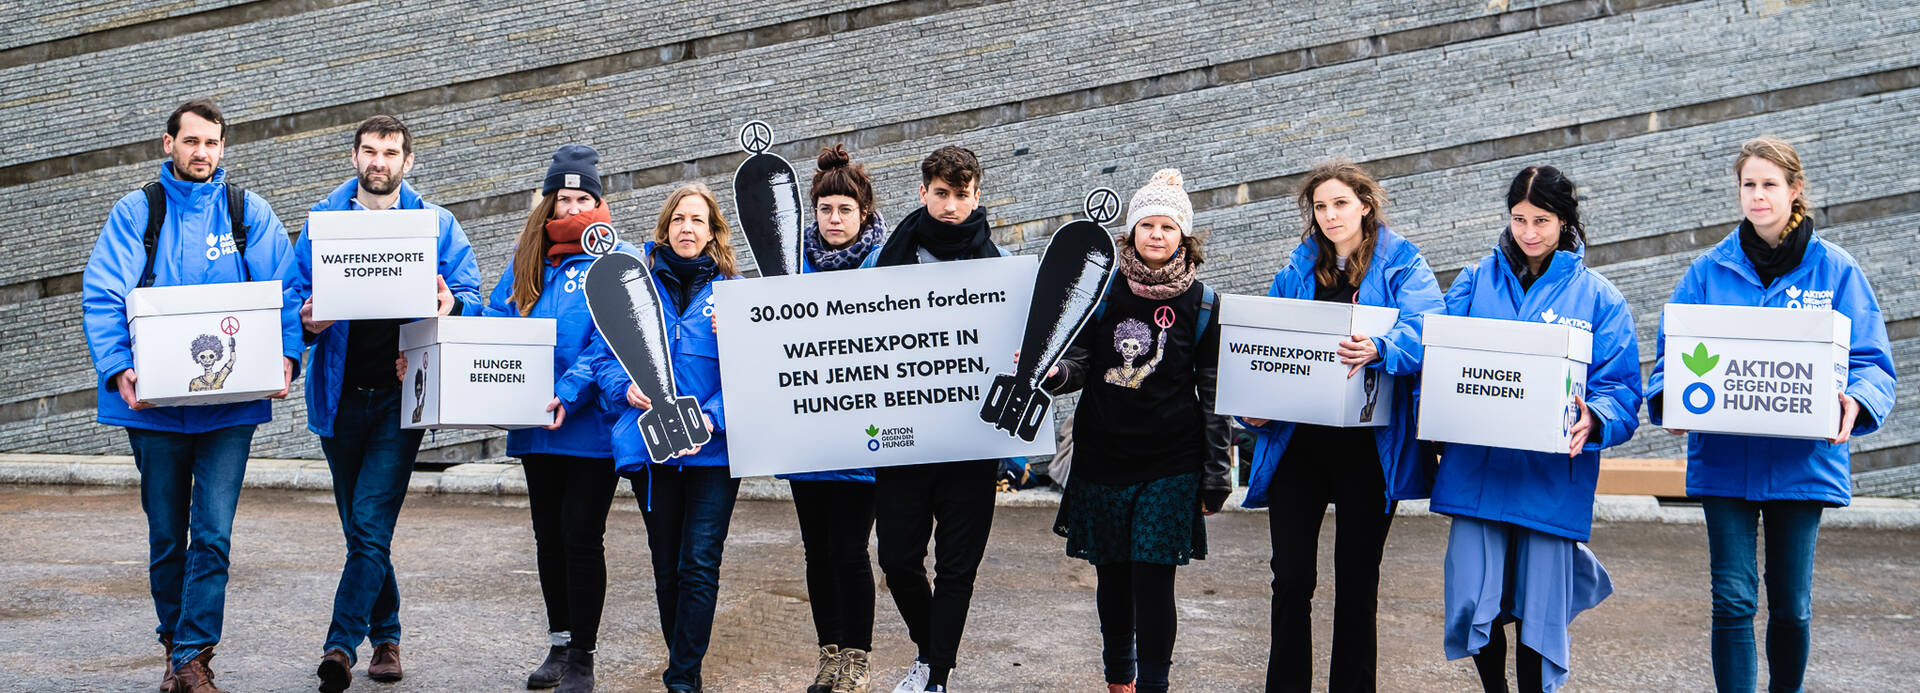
{"left": 978, "top": 188, "right": 1120, "bottom": 442}
{"left": 730, "top": 120, "right": 804, "bottom": 278}
{"left": 1214, "top": 295, "right": 1401, "bottom": 427}
{"left": 1661, "top": 304, "right": 1849, "bottom": 439}
{"left": 1417, "top": 314, "right": 1592, "bottom": 454}
{"left": 127, "top": 280, "right": 285, "bottom": 406}
{"left": 306, "top": 209, "right": 439, "bottom": 321}
{"left": 581, "top": 224, "right": 713, "bottom": 462}
{"left": 397, "top": 316, "right": 556, "bottom": 430}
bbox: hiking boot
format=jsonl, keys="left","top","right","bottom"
{"left": 159, "top": 638, "right": 177, "bottom": 693}
{"left": 317, "top": 648, "right": 353, "bottom": 692}
{"left": 526, "top": 645, "right": 568, "bottom": 689}
{"left": 831, "top": 648, "right": 871, "bottom": 693}
{"left": 555, "top": 647, "right": 594, "bottom": 693}
{"left": 368, "top": 642, "right": 403, "bottom": 682}
{"left": 171, "top": 650, "right": 226, "bottom": 693}
{"left": 809, "top": 644, "right": 842, "bottom": 693}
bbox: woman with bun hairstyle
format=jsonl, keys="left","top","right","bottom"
{"left": 575, "top": 181, "right": 742, "bottom": 693}
{"left": 785, "top": 143, "right": 888, "bottom": 693}
{"left": 1041, "top": 169, "right": 1232, "bottom": 693}
{"left": 1239, "top": 159, "right": 1444, "bottom": 692}
{"left": 1649, "top": 136, "right": 1895, "bottom": 693}
{"left": 1431, "top": 165, "right": 1642, "bottom": 693}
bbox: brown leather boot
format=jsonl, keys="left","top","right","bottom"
{"left": 317, "top": 648, "right": 353, "bottom": 693}
{"left": 368, "top": 642, "right": 403, "bottom": 682}
{"left": 171, "top": 650, "right": 226, "bottom": 693}
{"left": 158, "top": 639, "right": 177, "bottom": 693}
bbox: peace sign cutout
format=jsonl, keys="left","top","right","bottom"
{"left": 582, "top": 222, "right": 620, "bottom": 257}
{"left": 739, "top": 120, "right": 774, "bottom": 154}
{"left": 1084, "top": 187, "right": 1121, "bottom": 226}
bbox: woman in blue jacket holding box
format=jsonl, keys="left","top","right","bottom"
{"left": 577, "top": 181, "right": 740, "bottom": 693}
{"left": 479, "top": 145, "right": 623, "bottom": 693}
{"left": 1650, "top": 136, "right": 1896, "bottom": 693}
{"left": 782, "top": 144, "right": 887, "bottom": 693}
{"left": 1240, "top": 159, "right": 1444, "bottom": 692}
{"left": 1432, "top": 165, "right": 1642, "bottom": 693}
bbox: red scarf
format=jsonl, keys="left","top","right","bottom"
{"left": 545, "top": 205, "right": 610, "bottom": 264}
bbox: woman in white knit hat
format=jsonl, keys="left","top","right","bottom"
{"left": 1040, "top": 169, "right": 1232, "bottom": 693}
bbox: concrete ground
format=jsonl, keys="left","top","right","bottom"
{"left": 1, "top": 484, "right": 1915, "bottom": 692}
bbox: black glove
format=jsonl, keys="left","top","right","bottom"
{"left": 1200, "top": 488, "right": 1231, "bottom": 514}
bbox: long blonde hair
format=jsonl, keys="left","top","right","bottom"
{"left": 1296, "top": 159, "right": 1389, "bottom": 288}
{"left": 507, "top": 191, "right": 560, "bottom": 316}
{"left": 652, "top": 182, "right": 739, "bottom": 277}
{"left": 1734, "top": 135, "right": 1810, "bottom": 234}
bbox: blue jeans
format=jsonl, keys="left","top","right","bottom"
{"left": 1702, "top": 497, "right": 1823, "bottom": 693}
{"left": 127, "top": 424, "right": 255, "bottom": 670}
{"left": 634, "top": 465, "right": 740, "bottom": 690}
{"left": 319, "top": 386, "right": 424, "bottom": 661}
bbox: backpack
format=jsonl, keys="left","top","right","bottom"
{"left": 137, "top": 181, "right": 250, "bottom": 287}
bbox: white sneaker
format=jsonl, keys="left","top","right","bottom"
{"left": 890, "top": 661, "right": 930, "bottom": 693}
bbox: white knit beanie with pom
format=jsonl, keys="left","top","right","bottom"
{"left": 1125, "top": 168, "right": 1194, "bottom": 236}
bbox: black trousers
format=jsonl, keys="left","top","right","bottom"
{"left": 521, "top": 454, "right": 618, "bottom": 651}
{"left": 790, "top": 479, "right": 878, "bottom": 651}
{"left": 874, "top": 459, "right": 998, "bottom": 680}
{"left": 1265, "top": 449, "right": 1396, "bottom": 693}
{"left": 1472, "top": 621, "right": 1544, "bottom": 693}
{"left": 1096, "top": 561, "right": 1178, "bottom": 693}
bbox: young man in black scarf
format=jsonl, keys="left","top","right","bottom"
{"left": 862, "top": 146, "right": 1006, "bottom": 693}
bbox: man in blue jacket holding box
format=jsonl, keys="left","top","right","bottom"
{"left": 282, "top": 115, "right": 481, "bottom": 693}
{"left": 82, "top": 98, "right": 303, "bottom": 693}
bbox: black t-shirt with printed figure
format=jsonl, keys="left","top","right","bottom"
{"left": 1068, "top": 280, "right": 1220, "bottom": 486}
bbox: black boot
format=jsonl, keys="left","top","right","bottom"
{"left": 526, "top": 645, "right": 567, "bottom": 689}
{"left": 555, "top": 647, "right": 594, "bottom": 693}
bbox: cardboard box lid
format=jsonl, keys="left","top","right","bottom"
{"left": 1221, "top": 294, "right": 1399, "bottom": 335}
{"left": 129, "top": 280, "right": 283, "bottom": 318}
{"left": 1663, "top": 303, "right": 1849, "bottom": 347}
{"left": 307, "top": 209, "right": 440, "bottom": 241}
{"left": 398, "top": 316, "right": 557, "bottom": 349}
{"left": 1423, "top": 314, "right": 1593, "bottom": 363}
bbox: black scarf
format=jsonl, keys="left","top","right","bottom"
{"left": 1738, "top": 217, "right": 1811, "bottom": 288}
{"left": 871, "top": 206, "right": 994, "bottom": 267}
{"left": 652, "top": 244, "right": 717, "bottom": 310}
{"left": 1499, "top": 231, "right": 1553, "bottom": 292}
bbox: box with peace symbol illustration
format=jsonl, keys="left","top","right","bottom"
{"left": 307, "top": 209, "right": 439, "bottom": 321}
{"left": 1660, "top": 304, "right": 1848, "bottom": 440}
{"left": 127, "top": 280, "right": 287, "bottom": 407}
{"left": 1417, "top": 314, "right": 1591, "bottom": 454}
{"left": 398, "top": 316, "right": 557, "bottom": 430}
{"left": 1213, "top": 294, "right": 1400, "bottom": 427}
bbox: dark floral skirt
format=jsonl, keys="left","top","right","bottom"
{"left": 1053, "top": 471, "right": 1207, "bottom": 566}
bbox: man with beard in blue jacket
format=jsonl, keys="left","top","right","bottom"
{"left": 83, "top": 98, "right": 303, "bottom": 693}
{"left": 284, "top": 115, "right": 481, "bottom": 693}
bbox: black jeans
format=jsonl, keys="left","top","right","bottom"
{"left": 790, "top": 479, "right": 877, "bottom": 651}
{"left": 1265, "top": 448, "right": 1396, "bottom": 693}
{"left": 521, "top": 454, "right": 617, "bottom": 651}
{"left": 1096, "top": 561, "right": 1178, "bottom": 693}
{"left": 874, "top": 459, "right": 998, "bottom": 681}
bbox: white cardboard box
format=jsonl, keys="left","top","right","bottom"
{"left": 129, "top": 280, "right": 286, "bottom": 407}
{"left": 1418, "top": 314, "right": 1592, "bottom": 454}
{"left": 1215, "top": 294, "right": 1401, "bottom": 427}
{"left": 1661, "top": 304, "right": 1848, "bottom": 440}
{"left": 398, "top": 316, "right": 557, "bottom": 430}
{"left": 308, "top": 209, "right": 438, "bottom": 321}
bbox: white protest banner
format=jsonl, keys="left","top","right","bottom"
{"left": 713, "top": 255, "right": 1052, "bottom": 477}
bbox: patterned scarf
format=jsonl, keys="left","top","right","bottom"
{"left": 1116, "top": 239, "right": 1196, "bottom": 300}
{"left": 804, "top": 213, "right": 888, "bottom": 272}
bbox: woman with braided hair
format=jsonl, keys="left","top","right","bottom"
{"left": 1648, "top": 136, "right": 1896, "bottom": 692}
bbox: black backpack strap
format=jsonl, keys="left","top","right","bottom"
{"left": 138, "top": 182, "right": 166, "bottom": 288}
{"left": 227, "top": 184, "right": 251, "bottom": 281}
